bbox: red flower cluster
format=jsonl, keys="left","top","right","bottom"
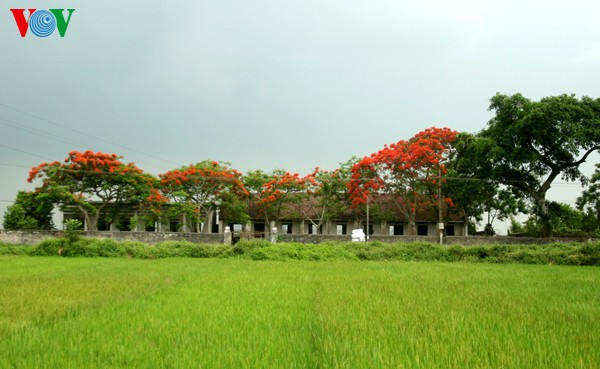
{"left": 348, "top": 126, "right": 458, "bottom": 208}
{"left": 159, "top": 161, "right": 248, "bottom": 205}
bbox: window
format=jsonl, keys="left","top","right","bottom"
{"left": 169, "top": 220, "right": 179, "bottom": 232}
{"left": 336, "top": 224, "right": 347, "bottom": 235}
{"left": 389, "top": 224, "right": 404, "bottom": 235}
{"left": 97, "top": 218, "right": 110, "bottom": 231}
{"left": 445, "top": 224, "right": 455, "bottom": 236}
{"left": 364, "top": 224, "right": 374, "bottom": 236}
{"left": 417, "top": 224, "right": 428, "bottom": 236}
{"left": 282, "top": 222, "right": 293, "bottom": 234}
{"left": 211, "top": 211, "right": 219, "bottom": 233}
{"left": 254, "top": 223, "right": 265, "bottom": 238}
{"left": 118, "top": 218, "right": 131, "bottom": 232}
{"left": 230, "top": 223, "right": 243, "bottom": 244}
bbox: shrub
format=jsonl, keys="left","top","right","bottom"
{"left": 0, "top": 244, "right": 33, "bottom": 256}
{"left": 64, "top": 219, "right": 83, "bottom": 243}
{"left": 231, "top": 239, "right": 271, "bottom": 255}
{"left": 32, "top": 238, "right": 69, "bottom": 256}
{"left": 5, "top": 237, "right": 600, "bottom": 266}
{"left": 574, "top": 243, "right": 600, "bottom": 266}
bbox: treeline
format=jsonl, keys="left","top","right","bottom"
{"left": 4, "top": 93, "right": 600, "bottom": 237}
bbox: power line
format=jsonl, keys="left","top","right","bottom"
{"left": 0, "top": 143, "right": 51, "bottom": 161}
{"left": 0, "top": 117, "right": 89, "bottom": 149}
{"left": 0, "top": 163, "right": 32, "bottom": 168}
{"left": 0, "top": 102, "right": 178, "bottom": 170}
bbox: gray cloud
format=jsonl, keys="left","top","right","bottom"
{"left": 1, "top": 0, "right": 600, "bottom": 227}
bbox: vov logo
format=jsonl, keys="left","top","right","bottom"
{"left": 10, "top": 9, "right": 75, "bottom": 37}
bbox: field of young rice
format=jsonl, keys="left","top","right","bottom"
{"left": 0, "top": 256, "right": 598, "bottom": 369}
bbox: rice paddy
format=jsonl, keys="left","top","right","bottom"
{"left": 0, "top": 256, "right": 598, "bottom": 368}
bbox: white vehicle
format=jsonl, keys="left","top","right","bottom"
{"left": 351, "top": 229, "right": 366, "bottom": 242}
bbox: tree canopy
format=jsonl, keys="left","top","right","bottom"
{"left": 456, "top": 93, "right": 600, "bottom": 236}
{"left": 348, "top": 127, "right": 458, "bottom": 235}
{"left": 159, "top": 161, "right": 248, "bottom": 233}
{"left": 27, "top": 150, "right": 158, "bottom": 231}
{"left": 3, "top": 191, "right": 54, "bottom": 230}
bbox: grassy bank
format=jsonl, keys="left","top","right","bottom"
{"left": 1, "top": 238, "right": 600, "bottom": 265}
{"left": 0, "top": 257, "right": 598, "bottom": 368}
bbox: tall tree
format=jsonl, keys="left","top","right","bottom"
{"left": 461, "top": 93, "right": 600, "bottom": 237}
{"left": 294, "top": 167, "right": 350, "bottom": 234}
{"left": 447, "top": 132, "right": 527, "bottom": 235}
{"left": 348, "top": 127, "right": 458, "bottom": 235}
{"left": 159, "top": 161, "right": 248, "bottom": 233}
{"left": 27, "top": 151, "right": 157, "bottom": 231}
{"left": 253, "top": 170, "right": 304, "bottom": 226}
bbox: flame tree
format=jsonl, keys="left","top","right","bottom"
{"left": 295, "top": 167, "right": 350, "bottom": 233}
{"left": 348, "top": 127, "right": 457, "bottom": 235}
{"left": 248, "top": 160, "right": 359, "bottom": 234}
{"left": 27, "top": 150, "right": 160, "bottom": 231}
{"left": 159, "top": 161, "right": 248, "bottom": 233}
{"left": 252, "top": 170, "right": 304, "bottom": 227}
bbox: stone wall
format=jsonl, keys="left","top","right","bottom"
{"left": 0, "top": 230, "right": 224, "bottom": 245}
{"left": 278, "top": 234, "right": 593, "bottom": 245}
{"left": 0, "top": 230, "right": 593, "bottom": 246}
{"left": 0, "top": 230, "right": 61, "bottom": 245}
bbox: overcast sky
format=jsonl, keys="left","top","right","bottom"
{"left": 2, "top": 0, "right": 600, "bottom": 229}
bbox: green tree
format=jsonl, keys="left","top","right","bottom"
{"left": 459, "top": 93, "right": 600, "bottom": 237}
{"left": 517, "top": 202, "right": 590, "bottom": 237}
{"left": 448, "top": 133, "right": 528, "bottom": 235}
{"left": 547, "top": 202, "right": 587, "bottom": 236}
{"left": 3, "top": 204, "right": 37, "bottom": 230}
{"left": 576, "top": 163, "right": 600, "bottom": 235}
{"left": 2, "top": 191, "right": 54, "bottom": 230}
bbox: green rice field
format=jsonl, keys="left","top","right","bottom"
{"left": 0, "top": 256, "right": 598, "bottom": 368}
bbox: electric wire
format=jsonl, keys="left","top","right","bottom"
{"left": 0, "top": 143, "right": 51, "bottom": 161}
{"left": 0, "top": 117, "right": 171, "bottom": 173}
{"left": 0, "top": 102, "right": 178, "bottom": 170}
{"left": 0, "top": 117, "right": 90, "bottom": 149}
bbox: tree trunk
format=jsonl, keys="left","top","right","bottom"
{"left": 536, "top": 197, "right": 552, "bottom": 238}
{"left": 407, "top": 219, "right": 417, "bottom": 235}
{"left": 76, "top": 205, "right": 98, "bottom": 231}
{"left": 203, "top": 209, "right": 213, "bottom": 233}
{"left": 196, "top": 210, "right": 202, "bottom": 233}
